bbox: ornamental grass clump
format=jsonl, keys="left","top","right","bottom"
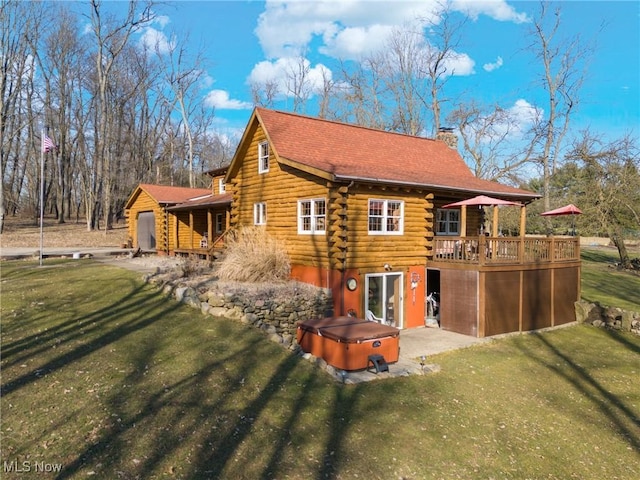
{"left": 216, "top": 227, "right": 290, "bottom": 282}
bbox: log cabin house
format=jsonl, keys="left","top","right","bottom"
{"left": 125, "top": 167, "right": 231, "bottom": 258}
{"left": 223, "top": 108, "right": 581, "bottom": 337}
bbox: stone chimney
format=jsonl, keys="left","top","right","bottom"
{"left": 436, "top": 127, "right": 458, "bottom": 150}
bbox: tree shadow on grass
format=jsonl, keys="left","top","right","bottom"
{"left": 317, "top": 383, "right": 364, "bottom": 480}
{"left": 1, "top": 279, "right": 182, "bottom": 397}
{"left": 2, "top": 261, "right": 369, "bottom": 479}
{"left": 516, "top": 331, "right": 640, "bottom": 453}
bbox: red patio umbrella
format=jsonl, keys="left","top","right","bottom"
{"left": 442, "top": 195, "right": 523, "bottom": 237}
{"left": 442, "top": 195, "right": 523, "bottom": 208}
{"left": 540, "top": 204, "right": 583, "bottom": 235}
{"left": 540, "top": 204, "right": 583, "bottom": 216}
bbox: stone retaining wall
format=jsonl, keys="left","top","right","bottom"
{"left": 148, "top": 275, "right": 333, "bottom": 350}
{"left": 574, "top": 300, "right": 640, "bottom": 336}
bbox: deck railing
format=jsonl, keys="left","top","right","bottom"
{"left": 432, "top": 236, "right": 580, "bottom": 265}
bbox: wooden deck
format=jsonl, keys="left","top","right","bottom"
{"left": 431, "top": 236, "right": 580, "bottom": 267}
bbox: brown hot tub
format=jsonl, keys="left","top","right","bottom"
{"left": 296, "top": 316, "right": 400, "bottom": 371}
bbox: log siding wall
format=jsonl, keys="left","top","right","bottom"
{"left": 126, "top": 190, "right": 171, "bottom": 253}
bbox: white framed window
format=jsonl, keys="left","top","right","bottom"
{"left": 216, "top": 213, "right": 224, "bottom": 233}
{"left": 368, "top": 199, "right": 404, "bottom": 235}
{"left": 298, "top": 199, "right": 326, "bottom": 234}
{"left": 254, "top": 202, "right": 267, "bottom": 225}
{"left": 436, "top": 208, "right": 460, "bottom": 235}
{"left": 258, "top": 141, "right": 269, "bottom": 173}
{"left": 218, "top": 178, "right": 226, "bottom": 193}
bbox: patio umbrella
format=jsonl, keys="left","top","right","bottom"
{"left": 442, "top": 195, "right": 524, "bottom": 237}
{"left": 540, "top": 204, "right": 583, "bottom": 235}
{"left": 442, "top": 195, "right": 523, "bottom": 208}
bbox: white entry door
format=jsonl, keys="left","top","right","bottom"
{"left": 365, "top": 273, "right": 403, "bottom": 328}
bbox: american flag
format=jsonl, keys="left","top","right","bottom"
{"left": 42, "top": 134, "right": 56, "bottom": 153}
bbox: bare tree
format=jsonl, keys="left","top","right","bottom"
{"left": 0, "top": 0, "right": 42, "bottom": 230}
{"left": 161, "top": 35, "right": 210, "bottom": 187}
{"left": 528, "top": 1, "right": 594, "bottom": 216}
{"left": 448, "top": 101, "right": 540, "bottom": 183}
{"left": 87, "top": 0, "right": 156, "bottom": 230}
{"left": 418, "top": 3, "right": 467, "bottom": 135}
{"left": 250, "top": 78, "right": 280, "bottom": 109}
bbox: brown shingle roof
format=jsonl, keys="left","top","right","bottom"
{"left": 252, "top": 108, "right": 538, "bottom": 199}
{"left": 168, "top": 192, "right": 232, "bottom": 211}
{"left": 138, "top": 184, "right": 212, "bottom": 204}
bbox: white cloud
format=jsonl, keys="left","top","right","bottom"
{"left": 320, "top": 24, "right": 395, "bottom": 59}
{"left": 248, "top": 57, "right": 333, "bottom": 98}
{"left": 256, "top": 1, "right": 440, "bottom": 60}
{"left": 451, "top": 0, "right": 530, "bottom": 23}
{"left": 483, "top": 56, "right": 503, "bottom": 72}
{"left": 204, "top": 90, "right": 253, "bottom": 110}
{"left": 139, "top": 26, "right": 175, "bottom": 54}
{"left": 510, "top": 99, "right": 542, "bottom": 127}
{"left": 256, "top": 1, "right": 529, "bottom": 60}
{"left": 444, "top": 51, "right": 475, "bottom": 76}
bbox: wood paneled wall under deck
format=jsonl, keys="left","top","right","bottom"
{"left": 441, "top": 262, "right": 581, "bottom": 337}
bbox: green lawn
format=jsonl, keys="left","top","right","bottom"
{"left": 581, "top": 246, "right": 640, "bottom": 311}
{"left": 1, "top": 259, "right": 639, "bottom": 479}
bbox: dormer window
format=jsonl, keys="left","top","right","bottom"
{"left": 218, "top": 178, "right": 226, "bottom": 193}
{"left": 258, "top": 141, "right": 269, "bottom": 173}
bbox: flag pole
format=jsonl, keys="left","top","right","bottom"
{"left": 39, "top": 127, "right": 45, "bottom": 266}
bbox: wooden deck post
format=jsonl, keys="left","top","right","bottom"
{"left": 460, "top": 205, "right": 467, "bottom": 237}
{"left": 491, "top": 205, "right": 499, "bottom": 237}
{"left": 519, "top": 205, "right": 526, "bottom": 262}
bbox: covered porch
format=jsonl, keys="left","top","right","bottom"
{"left": 168, "top": 193, "right": 232, "bottom": 260}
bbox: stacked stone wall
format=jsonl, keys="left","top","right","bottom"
{"left": 574, "top": 300, "right": 640, "bottom": 336}
{"left": 149, "top": 276, "right": 333, "bottom": 350}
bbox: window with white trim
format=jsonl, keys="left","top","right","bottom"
{"left": 298, "top": 199, "right": 326, "bottom": 234}
{"left": 218, "top": 178, "right": 226, "bottom": 193}
{"left": 368, "top": 199, "right": 404, "bottom": 234}
{"left": 436, "top": 208, "right": 460, "bottom": 235}
{"left": 258, "top": 141, "right": 269, "bottom": 173}
{"left": 254, "top": 202, "right": 267, "bottom": 225}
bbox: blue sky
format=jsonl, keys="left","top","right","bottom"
{"left": 103, "top": 0, "right": 639, "bottom": 144}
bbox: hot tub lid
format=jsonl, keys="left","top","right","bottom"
{"left": 319, "top": 321, "right": 399, "bottom": 343}
{"left": 297, "top": 316, "right": 368, "bottom": 333}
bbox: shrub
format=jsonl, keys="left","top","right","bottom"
{"left": 216, "top": 227, "right": 290, "bottom": 282}
{"left": 179, "top": 255, "right": 211, "bottom": 278}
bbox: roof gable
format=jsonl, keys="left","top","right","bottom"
{"left": 228, "top": 108, "right": 538, "bottom": 200}
{"left": 126, "top": 184, "right": 212, "bottom": 209}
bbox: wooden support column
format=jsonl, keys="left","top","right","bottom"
{"left": 207, "top": 209, "right": 213, "bottom": 242}
{"left": 491, "top": 205, "right": 499, "bottom": 237}
{"left": 189, "top": 211, "right": 194, "bottom": 249}
{"left": 172, "top": 211, "right": 179, "bottom": 251}
{"left": 460, "top": 205, "right": 467, "bottom": 237}
{"left": 519, "top": 205, "right": 526, "bottom": 262}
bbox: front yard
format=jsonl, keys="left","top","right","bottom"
{"left": 1, "top": 259, "right": 639, "bottom": 479}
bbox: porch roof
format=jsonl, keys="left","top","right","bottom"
{"left": 168, "top": 192, "right": 232, "bottom": 211}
